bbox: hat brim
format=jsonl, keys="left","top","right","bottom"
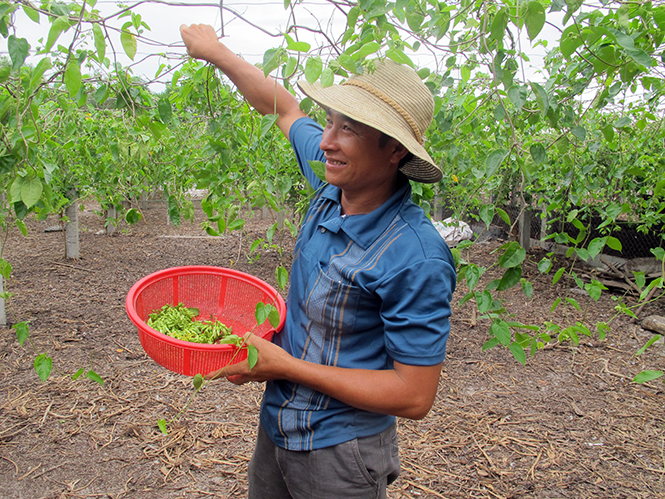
{"left": 298, "top": 80, "right": 443, "bottom": 184}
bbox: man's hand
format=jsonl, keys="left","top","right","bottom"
{"left": 180, "top": 24, "right": 223, "bottom": 63}
{"left": 206, "top": 332, "right": 291, "bottom": 384}
{"left": 178, "top": 23, "right": 304, "bottom": 137}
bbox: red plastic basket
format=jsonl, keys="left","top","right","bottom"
{"left": 126, "top": 266, "right": 286, "bottom": 376}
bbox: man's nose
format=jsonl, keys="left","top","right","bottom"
{"left": 319, "top": 128, "right": 337, "bottom": 151}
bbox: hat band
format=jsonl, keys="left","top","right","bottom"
{"left": 341, "top": 79, "right": 423, "bottom": 144}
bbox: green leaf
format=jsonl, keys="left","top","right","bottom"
{"left": 550, "top": 296, "right": 562, "bottom": 312}
{"left": 509, "top": 341, "right": 526, "bottom": 365}
{"left": 158, "top": 419, "right": 169, "bottom": 435}
{"left": 597, "top": 322, "right": 610, "bottom": 341}
{"left": 538, "top": 257, "right": 551, "bottom": 273}
{"left": 552, "top": 267, "right": 565, "bottom": 285}
{"left": 485, "top": 149, "right": 508, "bottom": 177}
{"left": 356, "top": 42, "right": 380, "bottom": 60}
{"left": 21, "top": 178, "right": 43, "bottom": 209}
{"left": 92, "top": 23, "right": 106, "bottom": 62}
{"left": 167, "top": 195, "right": 181, "bottom": 227}
{"left": 587, "top": 237, "right": 607, "bottom": 259}
{"left": 497, "top": 267, "right": 522, "bottom": 291}
{"left": 498, "top": 242, "right": 526, "bottom": 268}
{"left": 614, "top": 117, "right": 631, "bottom": 128}
{"left": 524, "top": 2, "right": 546, "bottom": 41}
{"left": 626, "top": 48, "right": 652, "bottom": 67}
{"left": 247, "top": 345, "right": 258, "bottom": 370}
{"left": 255, "top": 302, "right": 270, "bottom": 324}
{"left": 633, "top": 370, "right": 663, "bottom": 384}
{"left": 521, "top": 278, "right": 533, "bottom": 298}
{"left": 571, "top": 126, "right": 586, "bottom": 141}
{"left": 72, "top": 368, "right": 84, "bottom": 381}
{"left": 585, "top": 280, "right": 606, "bottom": 302}
{"left": 193, "top": 373, "right": 204, "bottom": 390}
{"left": 560, "top": 28, "right": 582, "bottom": 59}
{"left": 490, "top": 9, "right": 508, "bottom": 42}
{"left": 466, "top": 265, "right": 481, "bottom": 291}
{"left": 636, "top": 335, "right": 661, "bottom": 356}
{"left": 94, "top": 84, "right": 108, "bottom": 104}
{"left": 320, "top": 68, "right": 334, "bottom": 87}
{"left": 529, "top": 81, "right": 549, "bottom": 116}
{"left": 260, "top": 114, "right": 279, "bottom": 138}
{"left": 125, "top": 208, "right": 142, "bottom": 225}
{"left": 653, "top": 180, "right": 665, "bottom": 200}
{"left": 44, "top": 16, "right": 70, "bottom": 53}
{"left": 85, "top": 370, "right": 104, "bottom": 386}
{"left": 8, "top": 35, "right": 29, "bottom": 71}
{"left": 496, "top": 207, "right": 511, "bottom": 226}
{"left": 508, "top": 85, "right": 526, "bottom": 109}
{"left": 476, "top": 290, "right": 493, "bottom": 313}
{"left": 479, "top": 205, "right": 493, "bottom": 229}
{"left": 23, "top": 5, "right": 39, "bottom": 22}
{"left": 276, "top": 266, "right": 288, "bottom": 290}
{"left": 530, "top": 143, "right": 547, "bottom": 165}
{"left": 565, "top": 297, "right": 581, "bottom": 311}
{"left": 13, "top": 321, "right": 29, "bottom": 346}
{"left": 120, "top": 29, "right": 137, "bottom": 60}
{"left": 606, "top": 236, "right": 622, "bottom": 252}
{"left": 268, "top": 306, "right": 281, "bottom": 329}
{"left": 262, "top": 47, "right": 286, "bottom": 76}
{"left": 308, "top": 160, "right": 327, "bottom": 182}
{"left": 305, "top": 56, "right": 323, "bottom": 83}
{"left": 284, "top": 34, "right": 310, "bottom": 52}
{"left": 385, "top": 48, "right": 413, "bottom": 67}
{"left": 482, "top": 337, "right": 501, "bottom": 351}
{"left": 64, "top": 62, "right": 82, "bottom": 96}
{"left": 34, "top": 354, "right": 53, "bottom": 382}
{"left": 158, "top": 98, "right": 172, "bottom": 124}
{"left": 652, "top": 247, "right": 665, "bottom": 261}
{"left": 0, "top": 258, "right": 12, "bottom": 279}
{"left": 402, "top": 6, "right": 424, "bottom": 30}
{"left": 602, "top": 124, "right": 614, "bottom": 143}
{"left": 30, "top": 57, "right": 51, "bottom": 90}
{"left": 563, "top": 0, "right": 584, "bottom": 24}
{"left": 0, "top": 66, "right": 9, "bottom": 83}
{"left": 490, "top": 320, "right": 511, "bottom": 346}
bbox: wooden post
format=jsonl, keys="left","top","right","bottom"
{"left": 65, "top": 189, "right": 80, "bottom": 259}
{"left": 518, "top": 208, "right": 532, "bottom": 252}
{"left": 0, "top": 275, "right": 5, "bottom": 326}
{"left": 107, "top": 204, "right": 117, "bottom": 236}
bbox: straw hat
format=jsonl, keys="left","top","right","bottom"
{"left": 297, "top": 59, "right": 442, "bottom": 184}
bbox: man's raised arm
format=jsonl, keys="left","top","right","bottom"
{"left": 179, "top": 24, "right": 306, "bottom": 139}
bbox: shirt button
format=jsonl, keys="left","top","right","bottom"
{"left": 320, "top": 228, "right": 326, "bottom": 233}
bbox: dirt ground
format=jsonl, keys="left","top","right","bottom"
{"left": 1, "top": 199, "right": 664, "bottom": 499}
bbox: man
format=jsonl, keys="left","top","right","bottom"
{"left": 180, "top": 24, "right": 456, "bottom": 499}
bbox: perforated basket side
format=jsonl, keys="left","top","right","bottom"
{"left": 127, "top": 266, "right": 286, "bottom": 376}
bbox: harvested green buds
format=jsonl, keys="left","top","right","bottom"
{"left": 147, "top": 303, "right": 232, "bottom": 344}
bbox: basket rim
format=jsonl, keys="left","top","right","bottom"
{"left": 125, "top": 265, "right": 286, "bottom": 352}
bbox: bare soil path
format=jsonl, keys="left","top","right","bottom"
{"left": 1, "top": 201, "right": 663, "bottom": 499}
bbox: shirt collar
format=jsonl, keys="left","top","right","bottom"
{"left": 319, "top": 180, "right": 411, "bottom": 250}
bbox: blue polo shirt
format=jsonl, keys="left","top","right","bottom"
{"left": 260, "top": 117, "right": 456, "bottom": 451}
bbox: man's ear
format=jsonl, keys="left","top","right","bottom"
{"left": 390, "top": 140, "right": 409, "bottom": 165}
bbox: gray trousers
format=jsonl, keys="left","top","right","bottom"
{"left": 247, "top": 422, "right": 400, "bottom": 499}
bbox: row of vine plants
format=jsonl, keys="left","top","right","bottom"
{"left": 1, "top": 0, "right": 663, "bottom": 383}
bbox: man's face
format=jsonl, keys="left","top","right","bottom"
{"left": 319, "top": 110, "right": 406, "bottom": 198}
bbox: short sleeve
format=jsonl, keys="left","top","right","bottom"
{"left": 289, "top": 117, "right": 326, "bottom": 191}
{"left": 378, "top": 258, "right": 456, "bottom": 366}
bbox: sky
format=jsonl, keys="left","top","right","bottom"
{"left": 1, "top": 0, "right": 560, "bottom": 91}
{"left": 2, "top": 0, "right": 346, "bottom": 90}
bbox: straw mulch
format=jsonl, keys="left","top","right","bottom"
{"left": 1, "top": 201, "right": 663, "bottom": 499}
